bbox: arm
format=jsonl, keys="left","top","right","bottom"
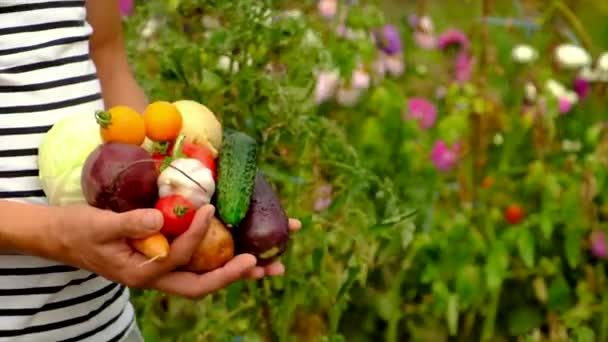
{"left": 86, "top": 0, "right": 148, "bottom": 113}
{"left": 0, "top": 201, "right": 61, "bottom": 256}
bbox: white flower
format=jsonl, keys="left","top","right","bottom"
{"left": 141, "top": 18, "right": 160, "bottom": 39}
{"left": 525, "top": 82, "right": 537, "bottom": 101}
{"left": 554, "top": 44, "right": 591, "bottom": 69}
{"left": 384, "top": 53, "right": 405, "bottom": 77}
{"left": 419, "top": 16, "right": 434, "bottom": 33}
{"left": 545, "top": 79, "right": 567, "bottom": 98}
{"left": 578, "top": 66, "right": 597, "bottom": 82}
{"left": 283, "top": 9, "right": 303, "bottom": 18}
{"left": 512, "top": 44, "right": 538, "bottom": 63}
{"left": 301, "top": 29, "right": 323, "bottom": 48}
{"left": 336, "top": 85, "right": 362, "bottom": 107}
{"left": 201, "top": 15, "right": 220, "bottom": 29}
{"left": 597, "top": 52, "right": 608, "bottom": 82}
{"left": 598, "top": 52, "right": 608, "bottom": 72}
{"left": 217, "top": 56, "right": 244, "bottom": 73}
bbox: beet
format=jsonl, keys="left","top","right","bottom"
{"left": 235, "top": 172, "right": 290, "bottom": 266}
{"left": 81, "top": 142, "right": 159, "bottom": 213}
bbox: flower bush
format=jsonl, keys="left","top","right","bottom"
{"left": 122, "top": 0, "right": 608, "bottom": 341}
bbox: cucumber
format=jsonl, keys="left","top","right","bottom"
{"left": 215, "top": 130, "right": 258, "bottom": 227}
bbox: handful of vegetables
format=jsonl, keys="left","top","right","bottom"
{"left": 38, "top": 99, "right": 291, "bottom": 272}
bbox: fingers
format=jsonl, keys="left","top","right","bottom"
{"left": 100, "top": 208, "right": 164, "bottom": 241}
{"left": 150, "top": 254, "right": 258, "bottom": 298}
{"left": 121, "top": 205, "right": 215, "bottom": 287}
{"left": 243, "top": 261, "right": 285, "bottom": 279}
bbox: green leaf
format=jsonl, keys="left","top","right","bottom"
{"left": 485, "top": 241, "right": 510, "bottom": 292}
{"left": 574, "top": 326, "right": 596, "bottom": 342}
{"left": 517, "top": 229, "right": 535, "bottom": 268}
{"left": 548, "top": 275, "right": 573, "bottom": 313}
{"left": 447, "top": 294, "right": 459, "bottom": 336}
{"left": 507, "top": 306, "right": 543, "bottom": 336}
{"left": 312, "top": 247, "right": 324, "bottom": 274}
{"left": 565, "top": 227, "right": 584, "bottom": 269}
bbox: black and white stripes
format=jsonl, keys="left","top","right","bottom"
{"left": 0, "top": 1, "right": 134, "bottom": 341}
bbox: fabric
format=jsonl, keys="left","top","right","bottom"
{"left": 0, "top": 1, "right": 135, "bottom": 341}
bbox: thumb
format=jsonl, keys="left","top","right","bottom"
{"left": 102, "top": 208, "right": 164, "bottom": 240}
{"left": 164, "top": 204, "right": 215, "bottom": 267}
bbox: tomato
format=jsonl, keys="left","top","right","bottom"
{"left": 155, "top": 195, "right": 196, "bottom": 237}
{"left": 182, "top": 142, "right": 217, "bottom": 181}
{"left": 504, "top": 204, "right": 524, "bottom": 225}
{"left": 481, "top": 176, "right": 493, "bottom": 189}
{"left": 95, "top": 106, "right": 146, "bottom": 145}
{"left": 143, "top": 101, "right": 183, "bottom": 142}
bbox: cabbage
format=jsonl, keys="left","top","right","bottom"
{"left": 38, "top": 112, "right": 102, "bottom": 206}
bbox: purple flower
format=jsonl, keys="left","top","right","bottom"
{"left": 118, "top": 0, "right": 134, "bottom": 17}
{"left": 374, "top": 25, "right": 403, "bottom": 55}
{"left": 454, "top": 51, "right": 474, "bottom": 83}
{"left": 430, "top": 140, "right": 460, "bottom": 172}
{"left": 573, "top": 77, "right": 590, "bottom": 99}
{"left": 437, "top": 28, "right": 470, "bottom": 52}
{"left": 405, "top": 97, "right": 437, "bottom": 129}
{"left": 591, "top": 230, "right": 608, "bottom": 259}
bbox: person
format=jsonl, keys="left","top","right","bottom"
{"left": 0, "top": 1, "right": 301, "bottom": 341}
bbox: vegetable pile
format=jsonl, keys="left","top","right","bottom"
{"left": 38, "top": 99, "right": 291, "bottom": 272}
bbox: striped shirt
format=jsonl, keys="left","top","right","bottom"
{"left": 0, "top": 1, "right": 135, "bottom": 341}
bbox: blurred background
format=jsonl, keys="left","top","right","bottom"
{"left": 119, "top": 0, "right": 608, "bottom": 341}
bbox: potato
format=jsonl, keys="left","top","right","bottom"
{"left": 187, "top": 217, "right": 235, "bottom": 272}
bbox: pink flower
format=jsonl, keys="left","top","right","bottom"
{"left": 405, "top": 97, "right": 437, "bottom": 129}
{"left": 318, "top": 0, "right": 337, "bottom": 19}
{"left": 415, "top": 32, "right": 437, "bottom": 50}
{"left": 411, "top": 16, "right": 436, "bottom": 50}
{"left": 558, "top": 96, "right": 575, "bottom": 114}
{"left": 454, "top": 51, "right": 474, "bottom": 83}
{"left": 118, "top": 0, "right": 134, "bottom": 17}
{"left": 314, "top": 71, "right": 339, "bottom": 104}
{"left": 430, "top": 140, "right": 460, "bottom": 172}
{"left": 591, "top": 230, "right": 608, "bottom": 259}
{"left": 437, "top": 28, "right": 470, "bottom": 52}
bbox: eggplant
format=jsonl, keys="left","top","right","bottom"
{"left": 235, "top": 172, "right": 290, "bottom": 265}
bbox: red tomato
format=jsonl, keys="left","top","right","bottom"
{"left": 504, "top": 204, "right": 524, "bottom": 225}
{"left": 155, "top": 195, "right": 196, "bottom": 237}
{"left": 181, "top": 142, "right": 217, "bottom": 181}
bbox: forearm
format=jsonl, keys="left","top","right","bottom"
{"left": 86, "top": 0, "right": 148, "bottom": 113}
{"left": 0, "top": 200, "right": 61, "bottom": 257}
{"left": 93, "top": 49, "right": 149, "bottom": 113}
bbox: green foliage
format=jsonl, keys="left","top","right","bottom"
{"left": 123, "top": 0, "right": 608, "bottom": 341}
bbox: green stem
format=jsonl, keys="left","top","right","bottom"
{"left": 554, "top": 1, "right": 594, "bottom": 52}
{"left": 481, "top": 287, "right": 501, "bottom": 341}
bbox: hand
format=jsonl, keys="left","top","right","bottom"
{"left": 148, "top": 218, "right": 302, "bottom": 298}
{"left": 48, "top": 203, "right": 217, "bottom": 289}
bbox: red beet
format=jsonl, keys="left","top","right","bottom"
{"left": 81, "top": 142, "right": 159, "bottom": 213}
